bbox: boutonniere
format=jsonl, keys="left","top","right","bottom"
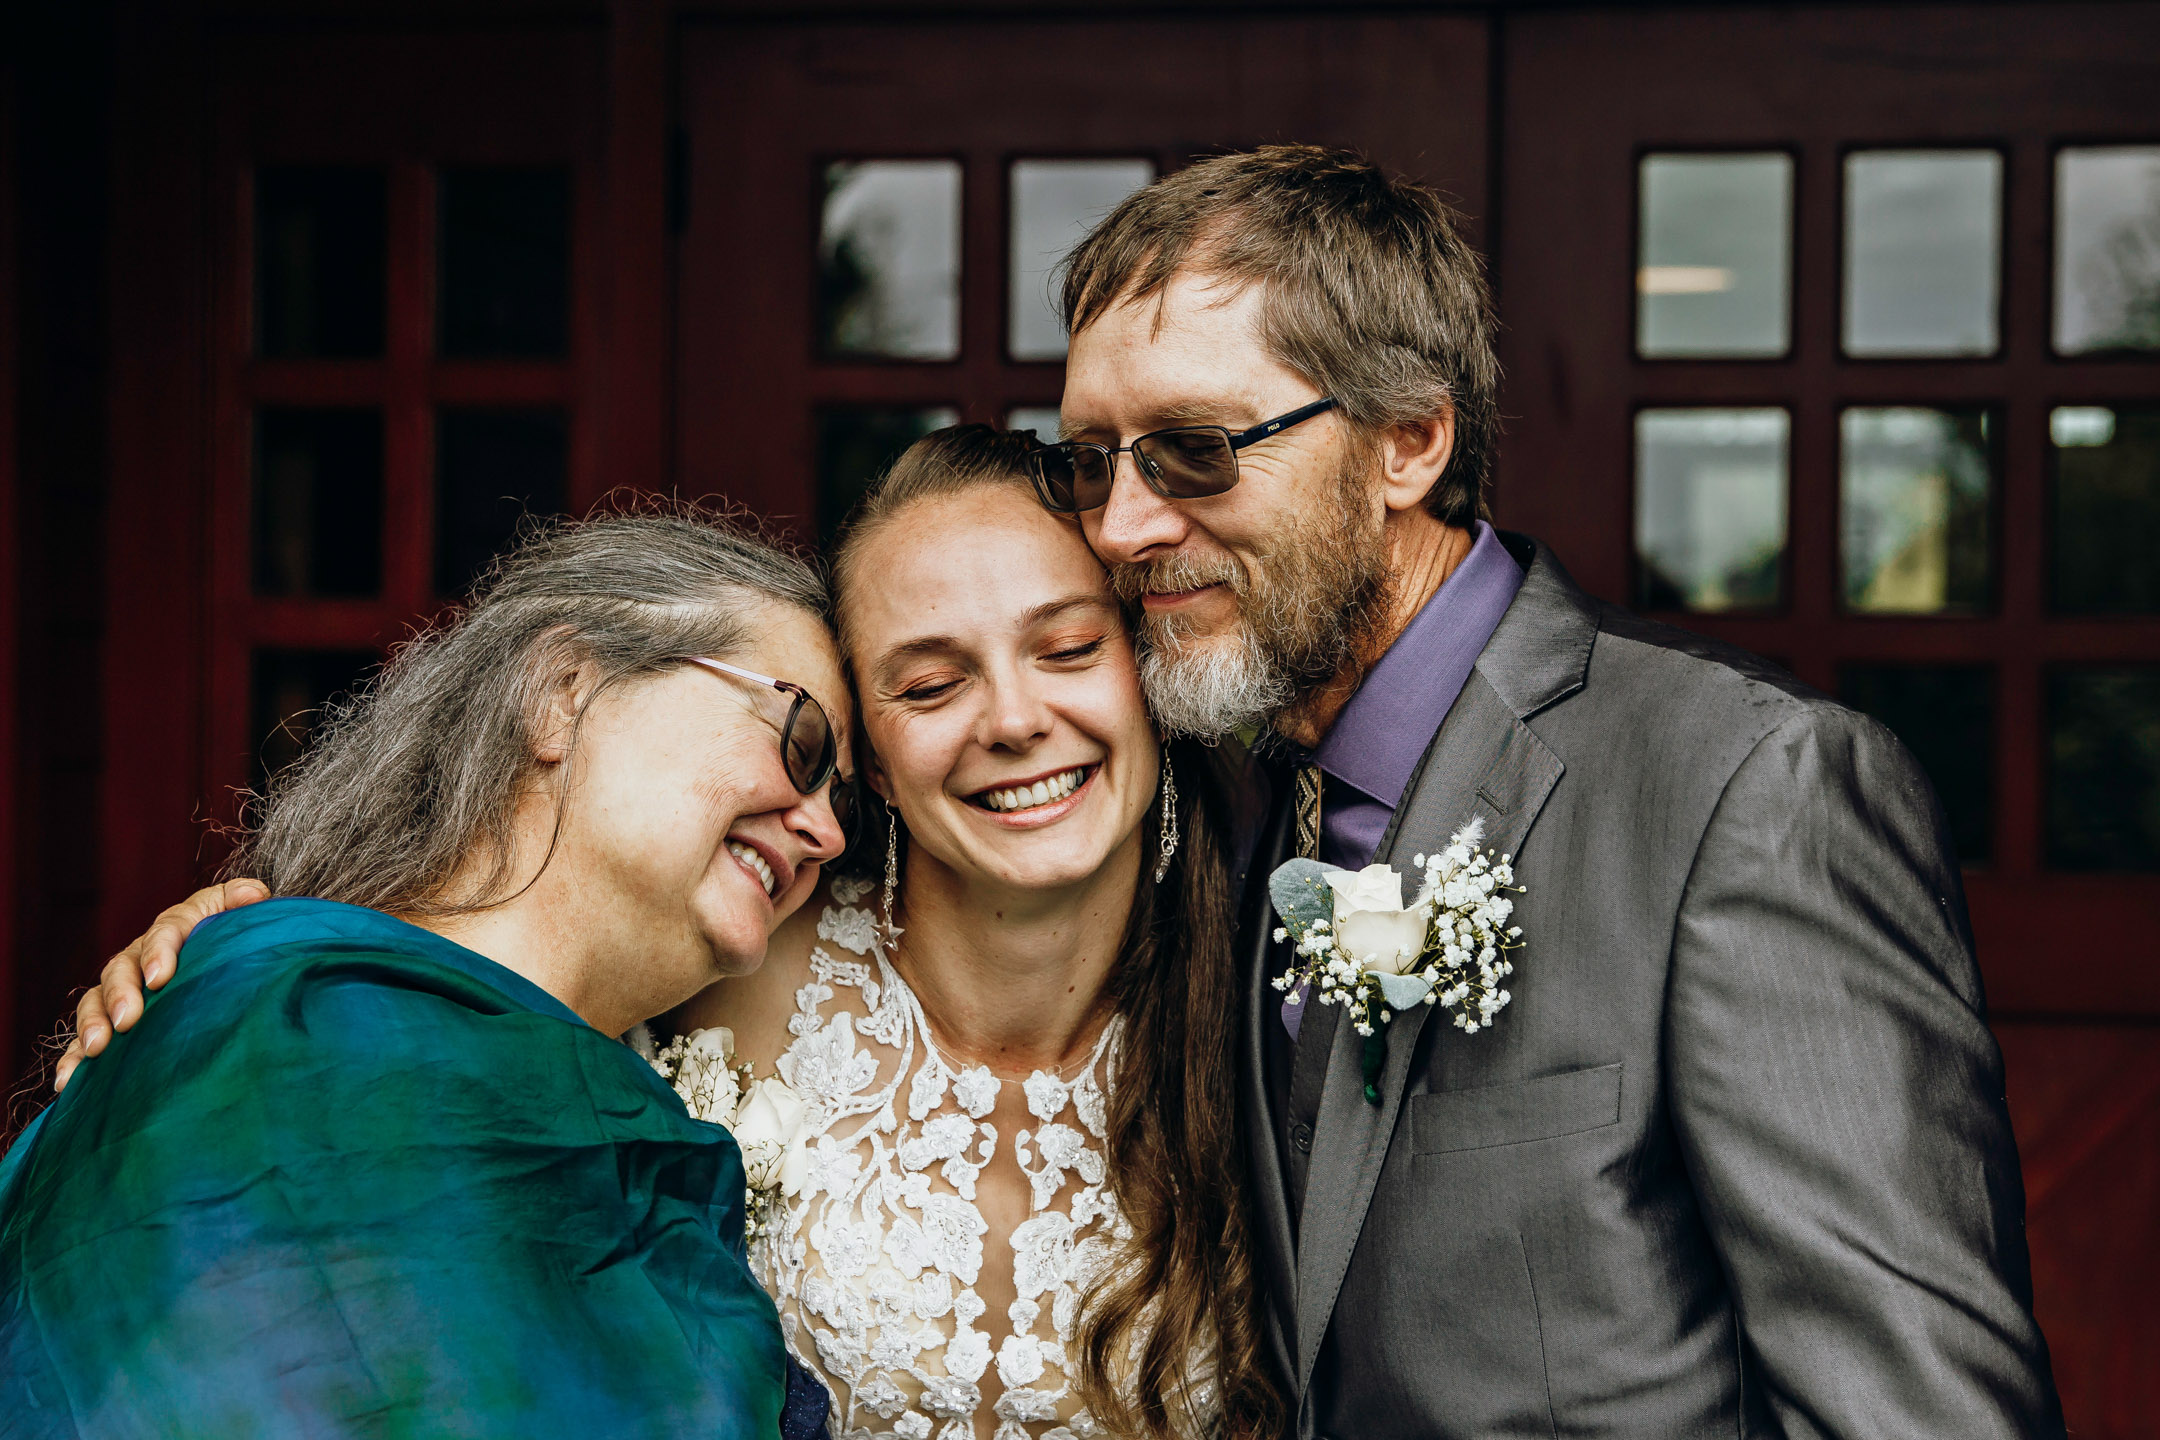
{"left": 1270, "top": 820, "right": 1525, "bottom": 1104}
{"left": 652, "top": 1026, "right": 811, "bottom": 1238}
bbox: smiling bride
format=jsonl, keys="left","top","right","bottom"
{"left": 660, "top": 427, "right": 1277, "bottom": 1440}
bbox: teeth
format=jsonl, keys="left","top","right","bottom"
{"left": 727, "top": 840, "right": 776, "bottom": 896}
{"left": 978, "top": 767, "right": 1088, "bottom": 813}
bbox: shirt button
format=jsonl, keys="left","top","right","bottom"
{"left": 1291, "top": 1122, "right": 1313, "bottom": 1154}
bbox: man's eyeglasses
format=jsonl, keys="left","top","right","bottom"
{"left": 1026, "top": 396, "right": 1339, "bottom": 515}
{"left": 684, "top": 657, "right": 856, "bottom": 842}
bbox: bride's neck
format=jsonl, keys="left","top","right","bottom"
{"left": 890, "top": 833, "right": 1140, "bottom": 1078}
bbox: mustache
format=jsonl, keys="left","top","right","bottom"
{"left": 1106, "top": 550, "right": 1246, "bottom": 608}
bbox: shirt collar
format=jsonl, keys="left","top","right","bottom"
{"left": 1310, "top": 520, "right": 1525, "bottom": 808}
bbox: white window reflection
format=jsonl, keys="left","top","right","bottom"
{"left": 1636, "top": 154, "right": 1792, "bottom": 359}
{"left": 2055, "top": 147, "right": 2160, "bottom": 355}
{"left": 1634, "top": 408, "right": 1789, "bottom": 611}
{"left": 1840, "top": 407, "right": 1993, "bottom": 615}
{"left": 1009, "top": 159, "right": 1155, "bottom": 361}
{"left": 818, "top": 161, "right": 963, "bottom": 360}
{"left": 1843, "top": 150, "right": 2002, "bottom": 358}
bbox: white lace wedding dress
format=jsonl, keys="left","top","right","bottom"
{"left": 662, "top": 877, "right": 1218, "bottom": 1440}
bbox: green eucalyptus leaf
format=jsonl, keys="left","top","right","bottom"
{"left": 1268, "top": 858, "right": 1343, "bottom": 935}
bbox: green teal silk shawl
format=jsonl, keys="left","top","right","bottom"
{"left": 0, "top": 898, "right": 786, "bottom": 1439}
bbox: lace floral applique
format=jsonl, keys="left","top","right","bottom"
{"left": 744, "top": 900, "right": 1181, "bottom": 1440}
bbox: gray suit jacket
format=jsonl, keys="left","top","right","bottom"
{"left": 1238, "top": 535, "right": 2062, "bottom": 1439}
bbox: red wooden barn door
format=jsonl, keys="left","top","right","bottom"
{"left": 1495, "top": 6, "right": 2160, "bottom": 1432}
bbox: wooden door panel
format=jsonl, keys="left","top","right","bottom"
{"left": 1999, "top": 1022, "right": 2160, "bottom": 1440}
{"left": 1495, "top": 4, "right": 2160, "bottom": 1012}
{"left": 677, "top": 13, "right": 1490, "bottom": 533}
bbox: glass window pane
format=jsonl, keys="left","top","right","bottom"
{"left": 1006, "top": 406, "right": 1061, "bottom": 440}
{"left": 819, "top": 161, "right": 962, "bottom": 361}
{"left": 1636, "top": 154, "right": 1792, "bottom": 359}
{"left": 1843, "top": 150, "right": 2002, "bottom": 358}
{"left": 1839, "top": 665, "right": 1994, "bottom": 863}
{"left": 1840, "top": 407, "right": 1994, "bottom": 614}
{"left": 439, "top": 167, "right": 570, "bottom": 358}
{"left": 253, "top": 408, "right": 383, "bottom": 598}
{"left": 2047, "top": 666, "right": 2160, "bottom": 872}
{"left": 1008, "top": 159, "right": 1154, "bottom": 361}
{"left": 816, "top": 405, "right": 959, "bottom": 542}
{"left": 252, "top": 648, "right": 379, "bottom": 787}
{"left": 256, "top": 167, "right": 385, "bottom": 358}
{"left": 2054, "top": 146, "right": 2160, "bottom": 354}
{"left": 436, "top": 408, "right": 569, "bottom": 599}
{"left": 2051, "top": 405, "right": 2160, "bottom": 615}
{"left": 1633, "top": 408, "right": 1788, "bottom": 611}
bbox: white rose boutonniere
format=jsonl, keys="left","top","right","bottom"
{"left": 1271, "top": 820, "right": 1525, "bottom": 1104}
{"left": 651, "top": 1028, "right": 810, "bottom": 1237}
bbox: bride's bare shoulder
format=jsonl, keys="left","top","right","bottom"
{"left": 664, "top": 870, "right": 850, "bottom": 1071}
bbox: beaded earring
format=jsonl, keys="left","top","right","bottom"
{"left": 881, "top": 810, "right": 904, "bottom": 945}
{"left": 1154, "top": 748, "right": 1180, "bottom": 883}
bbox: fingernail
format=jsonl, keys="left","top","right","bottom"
{"left": 112, "top": 1001, "right": 131, "bottom": 1026}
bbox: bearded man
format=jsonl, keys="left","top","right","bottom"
{"left": 1040, "top": 146, "right": 2064, "bottom": 1439}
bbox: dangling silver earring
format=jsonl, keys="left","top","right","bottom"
{"left": 1154, "top": 748, "right": 1180, "bottom": 884}
{"left": 881, "top": 810, "right": 904, "bottom": 946}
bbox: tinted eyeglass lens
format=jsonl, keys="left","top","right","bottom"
{"left": 1135, "top": 428, "right": 1238, "bottom": 497}
{"left": 829, "top": 777, "right": 857, "bottom": 843}
{"left": 1032, "top": 445, "right": 1115, "bottom": 513}
{"left": 784, "top": 694, "right": 837, "bottom": 793}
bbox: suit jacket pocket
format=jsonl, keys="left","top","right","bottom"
{"left": 1411, "top": 1063, "right": 1623, "bottom": 1154}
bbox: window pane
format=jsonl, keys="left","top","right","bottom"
{"left": 1840, "top": 407, "right": 1993, "bottom": 614}
{"left": 1006, "top": 406, "right": 1061, "bottom": 440}
{"left": 2047, "top": 666, "right": 2160, "bottom": 872}
{"left": 1008, "top": 159, "right": 1154, "bottom": 361}
{"left": 439, "top": 167, "right": 570, "bottom": 358}
{"left": 252, "top": 648, "right": 379, "bottom": 787}
{"left": 2051, "top": 405, "right": 2160, "bottom": 615}
{"left": 1839, "top": 665, "right": 1994, "bottom": 862}
{"left": 816, "top": 405, "right": 959, "bottom": 542}
{"left": 1636, "top": 154, "right": 1792, "bottom": 359}
{"left": 254, "top": 408, "right": 383, "bottom": 598}
{"left": 819, "top": 161, "right": 962, "bottom": 361}
{"left": 2054, "top": 146, "right": 2160, "bottom": 354}
{"left": 1843, "top": 150, "right": 2002, "bottom": 358}
{"left": 1634, "top": 408, "right": 1788, "bottom": 611}
{"left": 256, "top": 167, "right": 385, "bottom": 358}
{"left": 436, "top": 409, "right": 569, "bottom": 599}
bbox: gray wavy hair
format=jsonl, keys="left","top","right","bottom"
{"left": 224, "top": 506, "right": 829, "bottom": 916}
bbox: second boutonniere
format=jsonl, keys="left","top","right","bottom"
{"left": 1270, "top": 820, "right": 1525, "bottom": 1103}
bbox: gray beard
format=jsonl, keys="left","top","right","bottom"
{"left": 1134, "top": 622, "right": 1296, "bottom": 740}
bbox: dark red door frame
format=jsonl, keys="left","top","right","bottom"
{"left": 1, "top": 60, "right": 21, "bottom": 1087}
{"left": 97, "top": 3, "right": 673, "bottom": 956}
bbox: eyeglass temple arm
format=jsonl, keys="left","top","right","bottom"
{"left": 1227, "top": 396, "right": 1340, "bottom": 451}
{"left": 684, "top": 655, "right": 782, "bottom": 690}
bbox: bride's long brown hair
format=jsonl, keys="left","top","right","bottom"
{"left": 830, "top": 426, "right": 1283, "bottom": 1440}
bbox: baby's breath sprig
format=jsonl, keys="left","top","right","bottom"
{"left": 1270, "top": 821, "right": 1526, "bottom": 1103}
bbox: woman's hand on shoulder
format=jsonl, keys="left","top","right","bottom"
{"left": 53, "top": 878, "right": 272, "bottom": 1093}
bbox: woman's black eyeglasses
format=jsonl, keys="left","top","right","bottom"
{"left": 685, "top": 657, "right": 856, "bottom": 842}
{"left": 1025, "top": 397, "right": 1339, "bottom": 515}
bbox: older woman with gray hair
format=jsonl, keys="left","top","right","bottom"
{"left": 1, "top": 510, "right": 848, "bottom": 1439}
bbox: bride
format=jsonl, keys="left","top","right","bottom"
{"left": 62, "top": 427, "right": 1282, "bottom": 1440}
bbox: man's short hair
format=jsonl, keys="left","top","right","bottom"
{"left": 1060, "top": 144, "right": 1499, "bottom": 528}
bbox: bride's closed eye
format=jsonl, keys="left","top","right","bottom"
{"left": 1040, "top": 634, "right": 1106, "bottom": 664}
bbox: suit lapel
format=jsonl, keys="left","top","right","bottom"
{"left": 1237, "top": 776, "right": 1299, "bottom": 1382}
{"left": 1288, "top": 538, "right": 1592, "bottom": 1394}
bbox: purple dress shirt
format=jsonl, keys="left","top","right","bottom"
{"left": 1281, "top": 520, "right": 1523, "bottom": 1039}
